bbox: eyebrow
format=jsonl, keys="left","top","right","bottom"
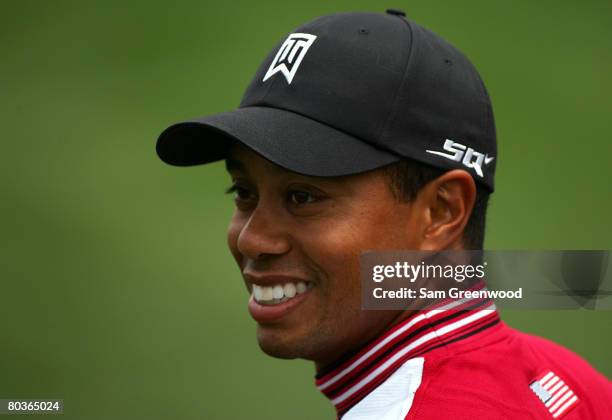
{"left": 225, "top": 158, "right": 247, "bottom": 173}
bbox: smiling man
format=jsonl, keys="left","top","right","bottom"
{"left": 225, "top": 142, "right": 434, "bottom": 367}
{"left": 223, "top": 142, "right": 480, "bottom": 369}
{"left": 156, "top": 10, "right": 611, "bottom": 420}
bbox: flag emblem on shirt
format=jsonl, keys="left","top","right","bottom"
{"left": 529, "top": 371, "right": 579, "bottom": 418}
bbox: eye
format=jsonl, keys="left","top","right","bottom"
{"left": 225, "top": 183, "right": 255, "bottom": 201}
{"left": 288, "top": 190, "right": 316, "bottom": 205}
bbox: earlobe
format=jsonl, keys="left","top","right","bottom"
{"left": 420, "top": 170, "right": 476, "bottom": 250}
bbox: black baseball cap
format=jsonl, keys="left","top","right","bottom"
{"left": 156, "top": 10, "right": 497, "bottom": 191}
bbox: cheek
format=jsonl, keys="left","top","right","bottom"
{"left": 304, "top": 209, "right": 413, "bottom": 303}
{"left": 303, "top": 224, "right": 364, "bottom": 300}
{"left": 226, "top": 214, "right": 244, "bottom": 264}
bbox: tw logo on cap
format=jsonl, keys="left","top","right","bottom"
{"left": 263, "top": 33, "right": 317, "bottom": 84}
{"left": 426, "top": 139, "right": 494, "bottom": 178}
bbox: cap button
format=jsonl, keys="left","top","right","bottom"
{"left": 386, "top": 8, "right": 406, "bottom": 17}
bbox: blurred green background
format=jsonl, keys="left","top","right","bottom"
{"left": 1, "top": 0, "right": 610, "bottom": 419}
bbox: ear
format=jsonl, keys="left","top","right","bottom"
{"left": 417, "top": 170, "right": 476, "bottom": 250}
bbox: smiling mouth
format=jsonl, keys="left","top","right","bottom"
{"left": 252, "top": 281, "right": 314, "bottom": 306}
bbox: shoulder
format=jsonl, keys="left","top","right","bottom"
{"left": 405, "top": 323, "right": 612, "bottom": 419}
{"left": 510, "top": 327, "right": 612, "bottom": 416}
{"left": 509, "top": 327, "right": 610, "bottom": 390}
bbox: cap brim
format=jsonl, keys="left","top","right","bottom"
{"left": 156, "top": 106, "right": 400, "bottom": 177}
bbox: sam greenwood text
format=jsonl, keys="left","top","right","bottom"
{"left": 372, "top": 287, "right": 523, "bottom": 299}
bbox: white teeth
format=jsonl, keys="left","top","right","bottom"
{"left": 253, "top": 285, "right": 263, "bottom": 301}
{"left": 296, "top": 282, "right": 307, "bottom": 294}
{"left": 261, "top": 286, "right": 274, "bottom": 301}
{"left": 272, "top": 285, "right": 284, "bottom": 299}
{"left": 251, "top": 281, "right": 311, "bottom": 304}
{"left": 283, "top": 283, "right": 296, "bottom": 298}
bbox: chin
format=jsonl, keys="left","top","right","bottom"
{"left": 255, "top": 325, "right": 315, "bottom": 360}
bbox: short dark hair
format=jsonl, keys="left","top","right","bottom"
{"left": 383, "top": 159, "right": 490, "bottom": 249}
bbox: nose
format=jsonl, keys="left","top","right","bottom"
{"left": 235, "top": 206, "right": 291, "bottom": 261}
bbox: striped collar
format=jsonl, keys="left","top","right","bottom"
{"left": 315, "top": 291, "right": 500, "bottom": 417}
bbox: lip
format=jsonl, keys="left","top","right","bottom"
{"left": 247, "top": 288, "right": 311, "bottom": 324}
{"left": 243, "top": 272, "right": 314, "bottom": 324}
{"left": 243, "top": 273, "right": 311, "bottom": 288}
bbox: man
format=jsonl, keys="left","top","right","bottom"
{"left": 156, "top": 10, "right": 611, "bottom": 419}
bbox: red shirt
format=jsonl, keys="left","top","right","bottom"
{"left": 316, "top": 296, "right": 611, "bottom": 419}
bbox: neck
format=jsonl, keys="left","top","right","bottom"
{"left": 314, "top": 309, "right": 418, "bottom": 374}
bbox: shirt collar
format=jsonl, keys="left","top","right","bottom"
{"left": 315, "top": 290, "right": 500, "bottom": 417}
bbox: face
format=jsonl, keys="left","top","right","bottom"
{"left": 225, "top": 144, "right": 424, "bottom": 368}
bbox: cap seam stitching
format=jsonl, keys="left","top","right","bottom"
{"left": 375, "top": 16, "right": 415, "bottom": 145}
